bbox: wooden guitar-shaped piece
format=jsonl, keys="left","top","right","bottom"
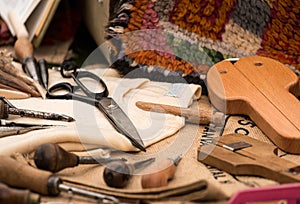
{"left": 198, "top": 133, "right": 300, "bottom": 183}
{"left": 207, "top": 56, "right": 300, "bottom": 153}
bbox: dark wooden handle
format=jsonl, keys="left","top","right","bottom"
{"left": 0, "top": 156, "right": 52, "bottom": 195}
{"left": 0, "top": 182, "right": 40, "bottom": 204}
{"left": 34, "top": 143, "right": 79, "bottom": 173}
{"left": 103, "top": 161, "right": 131, "bottom": 188}
{"left": 0, "top": 100, "right": 9, "bottom": 119}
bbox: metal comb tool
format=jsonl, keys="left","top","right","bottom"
{"left": 198, "top": 133, "right": 300, "bottom": 184}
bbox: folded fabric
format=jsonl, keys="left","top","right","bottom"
{"left": 0, "top": 69, "right": 201, "bottom": 155}
{"left": 57, "top": 157, "right": 227, "bottom": 202}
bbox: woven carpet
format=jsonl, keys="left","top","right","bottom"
{"left": 106, "top": 0, "right": 300, "bottom": 84}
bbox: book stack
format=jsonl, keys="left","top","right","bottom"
{"left": 0, "top": 0, "right": 60, "bottom": 47}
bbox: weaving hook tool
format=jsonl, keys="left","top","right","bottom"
{"left": 46, "top": 61, "right": 146, "bottom": 152}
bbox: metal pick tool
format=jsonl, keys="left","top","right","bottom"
{"left": 0, "top": 96, "right": 74, "bottom": 122}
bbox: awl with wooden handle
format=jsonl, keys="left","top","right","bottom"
{"left": 8, "top": 11, "right": 46, "bottom": 97}
{"left": 34, "top": 143, "right": 126, "bottom": 173}
{"left": 141, "top": 155, "right": 181, "bottom": 189}
{"left": 136, "top": 101, "right": 224, "bottom": 125}
{"left": 0, "top": 156, "right": 119, "bottom": 203}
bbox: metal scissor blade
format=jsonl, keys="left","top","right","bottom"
{"left": 97, "top": 97, "right": 146, "bottom": 152}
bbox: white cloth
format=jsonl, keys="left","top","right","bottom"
{"left": 0, "top": 68, "right": 201, "bottom": 155}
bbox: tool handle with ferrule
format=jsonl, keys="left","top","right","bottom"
{"left": 0, "top": 156, "right": 52, "bottom": 195}
{"left": 0, "top": 182, "right": 40, "bottom": 204}
{"left": 9, "top": 11, "right": 33, "bottom": 61}
{"left": 141, "top": 159, "right": 176, "bottom": 188}
{"left": 34, "top": 143, "right": 79, "bottom": 173}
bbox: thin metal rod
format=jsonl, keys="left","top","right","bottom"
{"left": 59, "top": 184, "right": 119, "bottom": 204}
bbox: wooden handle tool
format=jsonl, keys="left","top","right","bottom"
{"left": 198, "top": 133, "right": 300, "bottom": 183}
{"left": 141, "top": 155, "right": 181, "bottom": 189}
{"left": 0, "top": 156, "right": 53, "bottom": 195}
{"left": 207, "top": 56, "right": 300, "bottom": 153}
{"left": 8, "top": 11, "right": 46, "bottom": 98}
{"left": 0, "top": 182, "right": 40, "bottom": 204}
{"left": 103, "top": 158, "right": 155, "bottom": 188}
{"left": 0, "top": 156, "right": 119, "bottom": 203}
{"left": 34, "top": 143, "right": 125, "bottom": 173}
{"left": 136, "top": 101, "right": 224, "bottom": 125}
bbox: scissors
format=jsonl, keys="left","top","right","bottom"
{"left": 46, "top": 61, "right": 146, "bottom": 151}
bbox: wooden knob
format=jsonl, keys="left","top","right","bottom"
{"left": 34, "top": 143, "right": 79, "bottom": 173}
{"left": 141, "top": 160, "right": 176, "bottom": 189}
{"left": 14, "top": 37, "right": 33, "bottom": 62}
{"left": 103, "top": 161, "right": 131, "bottom": 188}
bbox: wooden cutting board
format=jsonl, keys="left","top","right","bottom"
{"left": 206, "top": 56, "right": 300, "bottom": 153}
{"left": 198, "top": 133, "right": 300, "bottom": 183}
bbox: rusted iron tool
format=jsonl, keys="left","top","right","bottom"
{"left": 0, "top": 156, "right": 119, "bottom": 203}
{"left": 141, "top": 155, "right": 182, "bottom": 189}
{"left": 34, "top": 143, "right": 126, "bottom": 173}
{"left": 0, "top": 182, "right": 40, "bottom": 204}
{"left": 103, "top": 157, "right": 155, "bottom": 188}
{"left": 0, "top": 97, "right": 74, "bottom": 122}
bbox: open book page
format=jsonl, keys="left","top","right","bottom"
{"left": 0, "top": 0, "right": 40, "bottom": 35}
{"left": 26, "top": 0, "right": 56, "bottom": 41}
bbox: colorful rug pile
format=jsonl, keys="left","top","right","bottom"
{"left": 106, "top": 0, "right": 300, "bottom": 83}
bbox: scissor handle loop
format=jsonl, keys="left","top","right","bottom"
{"left": 60, "top": 60, "right": 78, "bottom": 78}
{"left": 73, "top": 71, "right": 109, "bottom": 100}
{"left": 46, "top": 82, "right": 74, "bottom": 99}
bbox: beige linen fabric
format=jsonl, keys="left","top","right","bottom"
{"left": 0, "top": 68, "right": 201, "bottom": 154}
